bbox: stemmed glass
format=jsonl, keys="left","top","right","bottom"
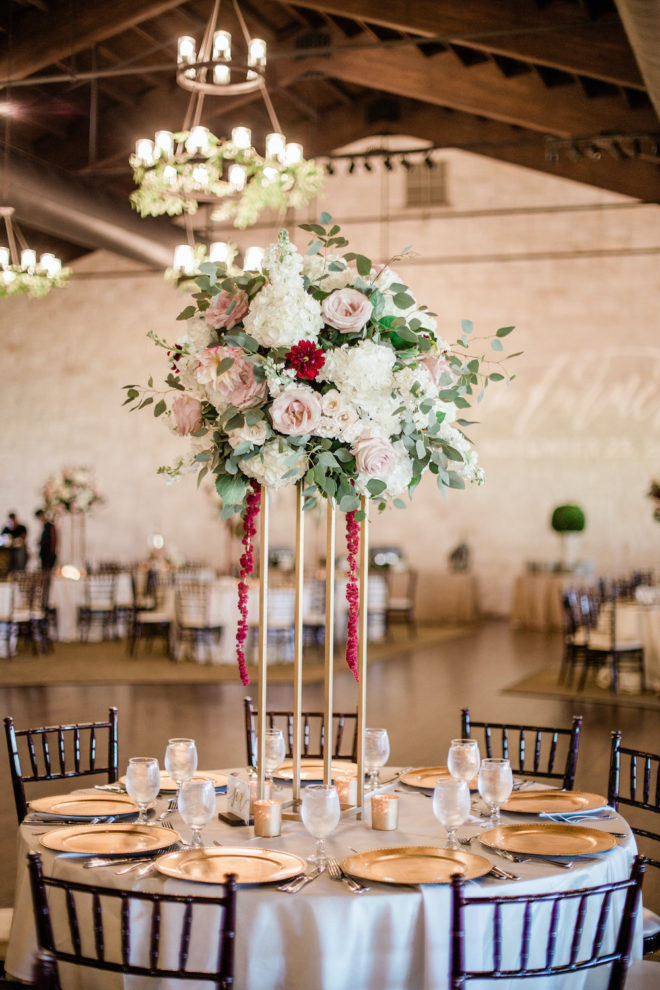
{"left": 264, "top": 728, "right": 286, "bottom": 784}
{"left": 364, "top": 728, "right": 390, "bottom": 789}
{"left": 178, "top": 777, "right": 217, "bottom": 848}
{"left": 125, "top": 757, "right": 160, "bottom": 825}
{"left": 478, "top": 758, "right": 513, "bottom": 827}
{"left": 447, "top": 739, "right": 481, "bottom": 785}
{"left": 301, "top": 784, "right": 340, "bottom": 865}
{"left": 432, "top": 778, "right": 471, "bottom": 849}
{"left": 164, "top": 738, "right": 198, "bottom": 804}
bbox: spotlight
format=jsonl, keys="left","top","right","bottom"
{"left": 383, "top": 156, "right": 393, "bottom": 171}
{"left": 325, "top": 161, "right": 335, "bottom": 175}
{"left": 400, "top": 157, "right": 412, "bottom": 170}
{"left": 363, "top": 160, "right": 373, "bottom": 172}
{"left": 424, "top": 155, "right": 434, "bottom": 169}
{"left": 348, "top": 160, "right": 356, "bottom": 174}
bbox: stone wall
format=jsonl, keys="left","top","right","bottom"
{"left": 1, "top": 144, "right": 658, "bottom": 615}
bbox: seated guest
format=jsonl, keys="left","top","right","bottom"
{"left": 1, "top": 511, "right": 28, "bottom": 571}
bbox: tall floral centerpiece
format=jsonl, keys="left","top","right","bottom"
{"left": 40, "top": 467, "right": 105, "bottom": 569}
{"left": 125, "top": 214, "right": 517, "bottom": 686}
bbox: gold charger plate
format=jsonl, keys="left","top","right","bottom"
{"left": 480, "top": 823, "right": 617, "bottom": 857}
{"left": 40, "top": 823, "right": 181, "bottom": 856}
{"left": 501, "top": 791, "right": 607, "bottom": 815}
{"left": 29, "top": 792, "right": 139, "bottom": 819}
{"left": 119, "top": 770, "right": 228, "bottom": 792}
{"left": 340, "top": 846, "right": 492, "bottom": 885}
{"left": 274, "top": 759, "right": 358, "bottom": 782}
{"left": 398, "top": 767, "right": 478, "bottom": 791}
{"left": 156, "top": 847, "right": 307, "bottom": 885}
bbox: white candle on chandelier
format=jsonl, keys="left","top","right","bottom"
{"left": 2, "top": 269, "right": 16, "bottom": 285}
{"left": 228, "top": 163, "right": 246, "bottom": 191}
{"left": 214, "top": 64, "right": 230, "bottom": 85}
{"left": 0, "top": 247, "right": 9, "bottom": 268}
{"left": 209, "top": 242, "right": 230, "bottom": 265}
{"left": 187, "top": 126, "right": 210, "bottom": 157}
{"left": 262, "top": 166, "right": 278, "bottom": 184}
{"left": 265, "top": 132, "right": 286, "bottom": 163}
{"left": 173, "top": 244, "right": 195, "bottom": 275}
{"left": 40, "top": 253, "right": 61, "bottom": 278}
{"left": 213, "top": 30, "right": 231, "bottom": 60}
{"left": 244, "top": 246, "right": 264, "bottom": 271}
{"left": 178, "top": 35, "right": 196, "bottom": 63}
{"left": 247, "top": 38, "right": 267, "bottom": 79}
{"left": 192, "top": 164, "right": 209, "bottom": 189}
{"left": 231, "top": 126, "right": 251, "bottom": 151}
{"left": 155, "top": 130, "right": 174, "bottom": 158}
{"left": 20, "top": 249, "right": 36, "bottom": 273}
{"left": 135, "top": 138, "right": 155, "bottom": 166}
{"left": 162, "top": 164, "right": 178, "bottom": 186}
{"left": 284, "top": 143, "right": 303, "bottom": 166}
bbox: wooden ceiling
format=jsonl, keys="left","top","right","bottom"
{"left": 0, "top": 0, "right": 658, "bottom": 261}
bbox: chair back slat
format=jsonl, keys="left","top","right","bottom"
{"left": 643, "top": 756, "right": 651, "bottom": 805}
{"left": 150, "top": 900, "right": 161, "bottom": 970}
{"left": 57, "top": 729, "right": 66, "bottom": 776}
{"left": 592, "top": 890, "right": 612, "bottom": 958}
{"left": 73, "top": 727, "right": 81, "bottom": 774}
{"left": 243, "top": 697, "right": 358, "bottom": 768}
{"left": 569, "top": 893, "right": 588, "bottom": 966}
{"left": 121, "top": 895, "right": 130, "bottom": 966}
{"left": 65, "top": 889, "right": 81, "bottom": 956}
{"left": 179, "top": 901, "right": 194, "bottom": 971}
{"left": 520, "top": 901, "right": 532, "bottom": 970}
{"left": 484, "top": 726, "right": 492, "bottom": 758}
{"left": 89, "top": 727, "right": 97, "bottom": 771}
{"left": 493, "top": 903, "right": 502, "bottom": 972}
{"left": 26, "top": 732, "right": 39, "bottom": 777}
{"left": 546, "top": 898, "right": 560, "bottom": 969}
{"left": 547, "top": 731, "right": 557, "bottom": 773}
{"left": 41, "top": 734, "right": 52, "bottom": 777}
{"left": 93, "top": 892, "right": 104, "bottom": 961}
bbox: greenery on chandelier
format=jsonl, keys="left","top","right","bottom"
{"left": 0, "top": 265, "right": 72, "bottom": 300}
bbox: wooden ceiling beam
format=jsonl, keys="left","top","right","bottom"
{"left": 0, "top": 0, "right": 188, "bottom": 83}
{"left": 278, "top": 0, "right": 645, "bottom": 89}
{"left": 276, "top": 44, "right": 656, "bottom": 137}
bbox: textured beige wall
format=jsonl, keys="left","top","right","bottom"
{"left": 1, "top": 146, "right": 659, "bottom": 614}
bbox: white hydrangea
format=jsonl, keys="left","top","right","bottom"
{"left": 319, "top": 339, "right": 395, "bottom": 402}
{"left": 302, "top": 253, "right": 352, "bottom": 291}
{"left": 408, "top": 308, "right": 437, "bottom": 334}
{"left": 239, "top": 441, "right": 307, "bottom": 489}
{"left": 460, "top": 449, "right": 485, "bottom": 484}
{"left": 183, "top": 316, "right": 214, "bottom": 350}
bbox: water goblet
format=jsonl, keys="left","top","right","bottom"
{"left": 301, "top": 784, "right": 340, "bottom": 865}
{"left": 478, "top": 758, "right": 513, "bottom": 827}
{"left": 263, "top": 728, "right": 286, "bottom": 783}
{"left": 164, "top": 738, "right": 198, "bottom": 802}
{"left": 432, "top": 778, "right": 471, "bottom": 849}
{"left": 125, "top": 757, "right": 160, "bottom": 825}
{"left": 447, "top": 738, "right": 480, "bottom": 785}
{"left": 364, "top": 728, "right": 390, "bottom": 789}
{"left": 178, "top": 777, "right": 217, "bottom": 848}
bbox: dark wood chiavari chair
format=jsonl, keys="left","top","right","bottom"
{"left": 450, "top": 856, "right": 646, "bottom": 990}
{"left": 244, "top": 696, "right": 358, "bottom": 770}
{"left": 583, "top": 592, "right": 646, "bottom": 695}
{"left": 27, "top": 852, "right": 236, "bottom": 989}
{"left": 4, "top": 708, "right": 119, "bottom": 823}
{"left": 461, "top": 709, "right": 582, "bottom": 790}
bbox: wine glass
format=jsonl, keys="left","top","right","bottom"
{"left": 125, "top": 757, "right": 160, "bottom": 825}
{"left": 264, "top": 728, "right": 286, "bottom": 783}
{"left": 432, "top": 778, "right": 471, "bottom": 849}
{"left": 447, "top": 739, "right": 480, "bottom": 785}
{"left": 478, "top": 758, "right": 513, "bottom": 827}
{"left": 364, "top": 728, "right": 390, "bottom": 789}
{"left": 164, "top": 738, "right": 198, "bottom": 803}
{"left": 178, "top": 777, "right": 217, "bottom": 848}
{"left": 301, "top": 784, "right": 340, "bottom": 865}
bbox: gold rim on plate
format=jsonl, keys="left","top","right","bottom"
{"left": 274, "top": 760, "right": 358, "bottom": 782}
{"left": 28, "top": 792, "right": 139, "bottom": 819}
{"left": 480, "top": 823, "right": 617, "bottom": 856}
{"left": 501, "top": 791, "right": 607, "bottom": 815}
{"left": 119, "top": 770, "right": 228, "bottom": 791}
{"left": 340, "top": 846, "right": 493, "bottom": 885}
{"left": 40, "top": 823, "right": 181, "bottom": 856}
{"left": 156, "top": 847, "right": 307, "bottom": 885}
{"left": 398, "top": 767, "right": 478, "bottom": 791}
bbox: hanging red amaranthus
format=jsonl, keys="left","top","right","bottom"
{"left": 236, "top": 480, "right": 262, "bottom": 685}
{"left": 345, "top": 510, "right": 360, "bottom": 681}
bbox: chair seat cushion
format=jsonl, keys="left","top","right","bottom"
{"left": 566, "top": 630, "right": 588, "bottom": 646}
{"left": 137, "top": 611, "right": 170, "bottom": 623}
{"left": 643, "top": 905, "right": 660, "bottom": 938}
{"left": 624, "top": 959, "right": 660, "bottom": 988}
{"left": 12, "top": 609, "right": 32, "bottom": 623}
{"left": 388, "top": 598, "right": 412, "bottom": 610}
{"left": 587, "top": 633, "right": 643, "bottom": 651}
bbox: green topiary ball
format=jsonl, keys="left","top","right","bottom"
{"left": 551, "top": 504, "right": 586, "bottom": 533}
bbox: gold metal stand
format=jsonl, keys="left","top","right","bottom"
{"left": 256, "top": 486, "right": 269, "bottom": 801}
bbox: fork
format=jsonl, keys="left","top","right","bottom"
{"left": 494, "top": 848, "right": 574, "bottom": 870}
{"left": 326, "top": 856, "right": 369, "bottom": 893}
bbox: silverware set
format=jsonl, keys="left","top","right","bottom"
{"left": 458, "top": 834, "right": 574, "bottom": 870}
{"left": 326, "top": 856, "right": 369, "bottom": 893}
{"left": 277, "top": 864, "right": 325, "bottom": 893}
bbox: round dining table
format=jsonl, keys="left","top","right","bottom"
{"left": 5, "top": 772, "right": 643, "bottom": 990}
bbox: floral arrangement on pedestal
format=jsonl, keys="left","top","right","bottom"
{"left": 124, "top": 214, "right": 517, "bottom": 683}
{"left": 40, "top": 467, "right": 105, "bottom": 516}
{"left": 648, "top": 480, "right": 660, "bottom": 523}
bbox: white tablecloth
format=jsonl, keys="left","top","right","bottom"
{"left": 6, "top": 778, "right": 642, "bottom": 989}
{"left": 50, "top": 573, "right": 134, "bottom": 642}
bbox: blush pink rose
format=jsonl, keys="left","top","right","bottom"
{"left": 205, "top": 290, "right": 250, "bottom": 330}
{"left": 172, "top": 395, "right": 203, "bottom": 436}
{"left": 270, "top": 388, "right": 322, "bottom": 436}
{"left": 322, "top": 288, "right": 373, "bottom": 333}
{"left": 422, "top": 352, "right": 451, "bottom": 386}
{"left": 196, "top": 346, "right": 266, "bottom": 410}
{"left": 352, "top": 432, "right": 396, "bottom": 476}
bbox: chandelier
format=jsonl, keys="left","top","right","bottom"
{"left": 130, "top": 0, "right": 324, "bottom": 230}
{"left": 0, "top": 207, "right": 70, "bottom": 300}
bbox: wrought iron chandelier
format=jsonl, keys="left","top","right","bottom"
{"left": 0, "top": 206, "right": 70, "bottom": 300}
{"left": 130, "top": 0, "right": 324, "bottom": 231}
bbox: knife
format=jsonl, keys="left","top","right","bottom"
{"left": 278, "top": 865, "right": 325, "bottom": 893}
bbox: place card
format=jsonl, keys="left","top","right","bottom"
{"left": 222, "top": 774, "right": 251, "bottom": 825}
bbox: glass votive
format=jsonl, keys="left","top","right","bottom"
{"left": 371, "top": 794, "right": 399, "bottom": 831}
{"left": 253, "top": 799, "right": 282, "bottom": 837}
{"left": 249, "top": 778, "right": 272, "bottom": 813}
{"left": 335, "top": 775, "right": 358, "bottom": 808}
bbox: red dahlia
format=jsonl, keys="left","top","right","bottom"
{"left": 285, "top": 340, "right": 325, "bottom": 380}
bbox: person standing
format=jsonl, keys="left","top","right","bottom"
{"left": 34, "top": 510, "right": 57, "bottom": 571}
{"left": 1, "top": 511, "right": 28, "bottom": 571}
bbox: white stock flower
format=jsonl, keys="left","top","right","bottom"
{"left": 183, "top": 316, "right": 214, "bottom": 350}
{"left": 240, "top": 441, "right": 307, "bottom": 489}
{"left": 227, "top": 421, "right": 268, "bottom": 449}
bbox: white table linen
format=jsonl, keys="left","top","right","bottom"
{"left": 6, "top": 776, "right": 642, "bottom": 990}
{"left": 50, "top": 573, "right": 133, "bottom": 642}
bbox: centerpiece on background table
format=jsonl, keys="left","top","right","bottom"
{"left": 124, "top": 213, "right": 518, "bottom": 806}
{"left": 39, "top": 467, "right": 105, "bottom": 571}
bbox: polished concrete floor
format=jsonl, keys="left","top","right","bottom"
{"left": 0, "top": 619, "right": 658, "bottom": 911}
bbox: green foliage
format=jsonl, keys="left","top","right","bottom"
{"left": 551, "top": 505, "right": 586, "bottom": 533}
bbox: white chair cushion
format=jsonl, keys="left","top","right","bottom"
{"left": 587, "top": 632, "right": 643, "bottom": 651}
{"left": 137, "top": 611, "right": 170, "bottom": 623}
{"left": 388, "top": 597, "right": 412, "bottom": 610}
{"left": 624, "top": 959, "right": 660, "bottom": 988}
{"left": 643, "top": 905, "right": 660, "bottom": 938}
{"left": 0, "top": 906, "right": 13, "bottom": 959}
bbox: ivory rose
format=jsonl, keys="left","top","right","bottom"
{"left": 195, "top": 346, "right": 266, "bottom": 410}
{"left": 270, "top": 387, "right": 322, "bottom": 436}
{"left": 204, "top": 290, "right": 250, "bottom": 330}
{"left": 172, "top": 395, "right": 203, "bottom": 436}
{"left": 352, "top": 431, "right": 396, "bottom": 476}
{"left": 322, "top": 288, "right": 373, "bottom": 333}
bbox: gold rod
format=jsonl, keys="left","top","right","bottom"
{"left": 357, "top": 497, "right": 369, "bottom": 818}
{"left": 292, "top": 481, "right": 304, "bottom": 807}
{"left": 323, "top": 500, "right": 336, "bottom": 786}
{"left": 257, "top": 485, "right": 269, "bottom": 801}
